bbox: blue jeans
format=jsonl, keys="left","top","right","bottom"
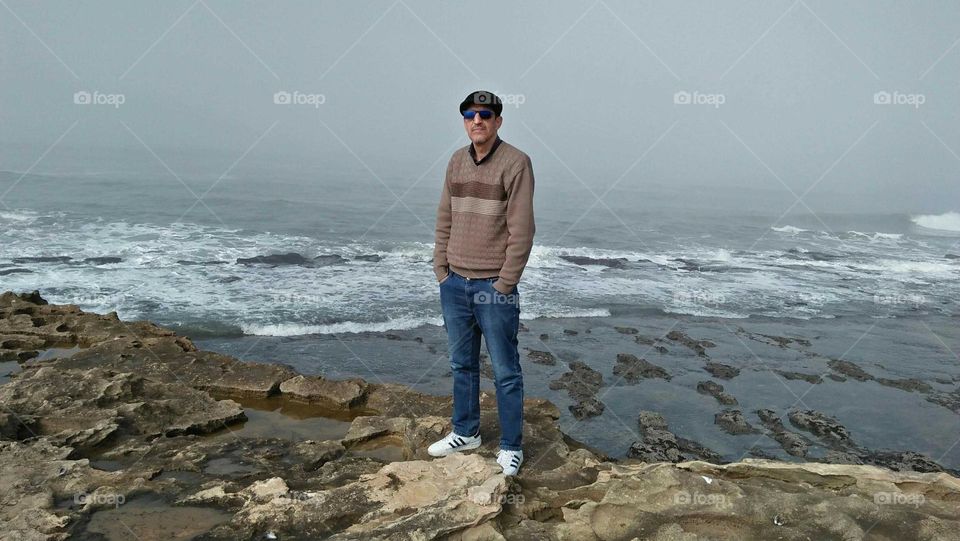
{"left": 439, "top": 270, "right": 523, "bottom": 451}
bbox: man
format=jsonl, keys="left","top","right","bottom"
{"left": 428, "top": 91, "right": 536, "bottom": 476}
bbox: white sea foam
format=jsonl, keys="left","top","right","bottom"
{"left": 771, "top": 225, "right": 810, "bottom": 234}
{"left": 912, "top": 212, "right": 960, "bottom": 233}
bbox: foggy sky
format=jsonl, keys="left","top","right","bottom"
{"left": 2, "top": 0, "right": 960, "bottom": 214}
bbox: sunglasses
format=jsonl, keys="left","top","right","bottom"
{"left": 462, "top": 109, "right": 495, "bottom": 120}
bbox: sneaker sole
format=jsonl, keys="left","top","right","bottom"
{"left": 427, "top": 439, "right": 482, "bottom": 457}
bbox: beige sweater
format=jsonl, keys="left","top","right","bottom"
{"left": 433, "top": 139, "right": 536, "bottom": 293}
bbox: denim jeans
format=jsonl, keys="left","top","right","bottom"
{"left": 439, "top": 270, "right": 523, "bottom": 451}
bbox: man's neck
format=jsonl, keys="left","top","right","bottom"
{"left": 472, "top": 137, "right": 497, "bottom": 161}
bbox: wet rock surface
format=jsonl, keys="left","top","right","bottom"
{"left": 548, "top": 360, "right": 605, "bottom": 420}
{"left": 703, "top": 360, "right": 740, "bottom": 380}
{"left": 696, "top": 380, "right": 738, "bottom": 405}
{"left": 2, "top": 291, "right": 960, "bottom": 540}
{"left": 714, "top": 409, "right": 758, "bottom": 435}
{"left": 612, "top": 353, "right": 670, "bottom": 383}
{"left": 628, "top": 411, "right": 723, "bottom": 464}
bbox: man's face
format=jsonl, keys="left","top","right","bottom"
{"left": 463, "top": 105, "right": 502, "bottom": 146}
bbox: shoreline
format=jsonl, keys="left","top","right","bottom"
{"left": 2, "top": 289, "right": 959, "bottom": 539}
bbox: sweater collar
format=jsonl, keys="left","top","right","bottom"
{"left": 468, "top": 136, "right": 503, "bottom": 166}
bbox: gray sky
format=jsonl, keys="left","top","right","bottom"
{"left": 2, "top": 0, "right": 959, "bottom": 213}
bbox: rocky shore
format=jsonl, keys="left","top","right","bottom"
{"left": 2, "top": 290, "right": 959, "bottom": 540}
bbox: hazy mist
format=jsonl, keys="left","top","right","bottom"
{"left": 3, "top": 0, "right": 960, "bottom": 215}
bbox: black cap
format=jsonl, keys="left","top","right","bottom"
{"left": 459, "top": 90, "right": 503, "bottom": 117}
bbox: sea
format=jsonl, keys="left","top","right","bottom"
{"left": 2, "top": 166, "right": 958, "bottom": 467}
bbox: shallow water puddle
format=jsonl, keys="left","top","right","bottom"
{"left": 208, "top": 395, "right": 355, "bottom": 442}
{"left": 83, "top": 494, "right": 230, "bottom": 540}
{"left": 35, "top": 345, "right": 83, "bottom": 361}
{"left": 348, "top": 438, "right": 407, "bottom": 462}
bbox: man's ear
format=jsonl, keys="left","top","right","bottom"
{"left": 496, "top": 116, "right": 503, "bottom": 129}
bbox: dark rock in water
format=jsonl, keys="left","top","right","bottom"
{"left": 775, "top": 370, "right": 823, "bottom": 384}
{"left": 569, "top": 398, "right": 604, "bottom": 420}
{"left": 614, "top": 326, "right": 638, "bottom": 335}
{"left": 237, "top": 252, "right": 312, "bottom": 266}
{"left": 217, "top": 276, "right": 242, "bottom": 284}
{"left": 13, "top": 256, "right": 72, "bottom": 264}
{"left": 863, "top": 450, "right": 948, "bottom": 474}
{"left": 519, "top": 323, "right": 529, "bottom": 332}
{"left": 539, "top": 333, "right": 549, "bottom": 341}
{"left": 525, "top": 349, "right": 556, "bottom": 365}
{"left": 945, "top": 253, "right": 959, "bottom": 259}
{"left": 748, "top": 447, "right": 776, "bottom": 459}
{"left": 736, "top": 327, "right": 812, "bottom": 349}
{"left": 178, "top": 260, "right": 227, "bottom": 266}
{"left": 0, "top": 268, "right": 32, "bottom": 276}
{"left": 637, "top": 410, "right": 669, "bottom": 431}
{"left": 876, "top": 378, "right": 933, "bottom": 393}
{"left": 696, "top": 380, "right": 738, "bottom": 405}
{"left": 714, "top": 409, "right": 757, "bottom": 435}
{"left": 15, "top": 290, "right": 48, "bottom": 305}
{"left": 628, "top": 410, "right": 722, "bottom": 463}
{"left": 563, "top": 329, "right": 578, "bottom": 336}
{"left": 385, "top": 333, "right": 402, "bottom": 341}
{"left": 353, "top": 254, "right": 382, "bottom": 262}
{"left": 634, "top": 335, "right": 656, "bottom": 346}
{"left": 926, "top": 389, "right": 960, "bottom": 415}
{"left": 788, "top": 410, "right": 852, "bottom": 447}
{"left": 82, "top": 256, "right": 122, "bottom": 265}
{"left": 559, "top": 255, "right": 628, "bottom": 268}
{"left": 613, "top": 353, "right": 670, "bottom": 383}
{"left": 654, "top": 345, "right": 668, "bottom": 354}
{"left": 756, "top": 409, "right": 810, "bottom": 457}
{"left": 826, "top": 373, "right": 846, "bottom": 382}
{"left": 786, "top": 248, "right": 842, "bottom": 261}
{"left": 549, "top": 360, "right": 604, "bottom": 419}
{"left": 312, "top": 254, "right": 348, "bottom": 266}
{"left": 827, "top": 359, "right": 873, "bottom": 381}
{"left": 703, "top": 361, "right": 739, "bottom": 380}
{"left": 665, "top": 330, "right": 710, "bottom": 356}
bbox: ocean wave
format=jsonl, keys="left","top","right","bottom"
{"left": 240, "top": 315, "right": 444, "bottom": 336}
{"left": 771, "top": 225, "right": 810, "bottom": 234}
{"left": 912, "top": 212, "right": 960, "bottom": 233}
{"left": 847, "top": 231, "right": 903, "bottom": 241}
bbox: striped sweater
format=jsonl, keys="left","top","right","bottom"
{"left": 433, "top": 138, "right": 536, "bottom": 293}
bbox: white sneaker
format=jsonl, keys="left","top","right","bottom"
{"left": 497, "top": 449, "right": 524, "bottom": 476}
{"left": 427, "top": 430, "right": 481, "bottom": 457}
